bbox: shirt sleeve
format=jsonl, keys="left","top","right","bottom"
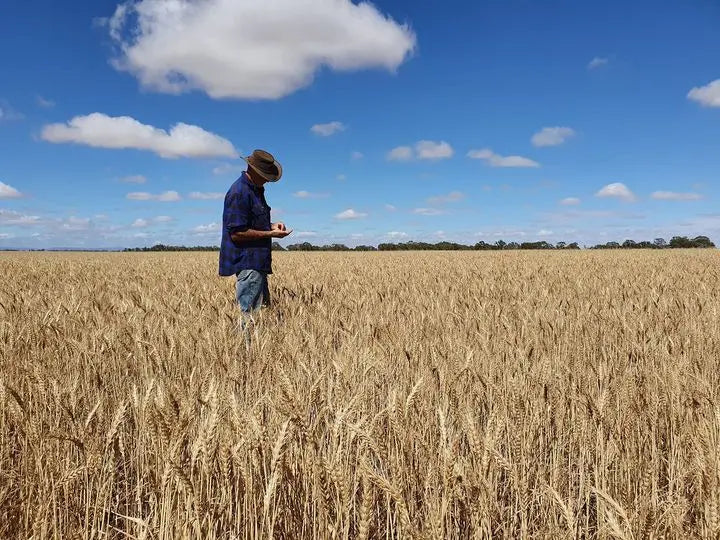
{"left": 224, "top": 191, "right": 250, "bottom": 233}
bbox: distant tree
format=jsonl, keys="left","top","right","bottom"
{"left": 495, "top": 240, "right": 507, "bottom": 250}
{"left": 567, "top": 242, "right": 580, "bottom": 249}
{"left": 271, "top": 242, "right": 286, "bottom": 251}
{"left": 691, "top": 235, "right": 715, "bottom": 248}
{"left": 622, "top": 239, "right": 637, "bottom": 249}
{"left": 556, "top": 241, "right": 566, "bottom": 249}
{"left": 354, "top": 245, "right": 377, "bottom": 251}
{"left": 653, "top": 238, "right": 667, "bottom": 248}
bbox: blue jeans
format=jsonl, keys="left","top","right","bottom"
{"left": 235, "top": 269, "right": 270, "bottom": 313}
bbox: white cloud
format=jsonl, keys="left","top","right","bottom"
{"left": 61, "top": 216, "right": 91, "bottom": 231}
{"left": 595, "top": 182, "right": 636, "bottom": 202}
{"left": 531, "top": 126, "right": 575, "bottom": 147}
{"left": 311, "top": 121, "right": 345, "bottom": 137}
{"left": 120, "top": 174, "right": 147, "bottom": 184}
{"left": 387, "top": 141, "right": 454, "bottom": 161}
{"left": 387, "top": 231, "right": 408, "bottom": 239}
{"left": 106, "top": 0, "right": 416, "bottom": 100}
{"left": 36, "top": 96, "right": 55, "bottom": 108}
{"left": 154, "top": 215, "right": 173, "bottom": 222}
{"left": 559, "top": 197, "right": 581, "bottom": 206}
{"left": 132, "top": 218, "right": 149, "bottom": 228}
{"left": 0, "top": 181, "right": 23, "bottom": 199}
{"left": 212, "top": 163, "right": 245, "bottom": 176}
{"left": 588, "top": 57, "right": 609, "bottom": 70}
{"left": 651, "top": 191, "right": 703, "bottom": 201}
{"left": 335, "top": 208, "right": 367, "bottom": 220}
{"left": 127, "top": 191, "right": 182, "bottom": 202}
{"left": 415, "top": 140, "right": 454, "bottom": 160}
{"left": 336, "top": 174, "right": 346, "bottom": 181}
{"left": 351, "top": 151, "right": 364, "bottom": 160}
{"left": 387, "top": 146, "right": 413, "bottom": 161}
{"left": 192, "top": 222, "right": 221, "bottom": 234}
{"left": 427, "top": 191, "right": 464, "bottom": 204}
{"left": 0, "top": 233, "right": 12, "bottom": 240}
{"left": 537, "top": 229, "right": 553, "bottom": 236}
{"left": 42, "top": 113, "right": 238, "bottom": 159}
{"left": 384, "top": 204, "right": 397, "bottom": 211}
{"left": 687, "top": 80, "right": 720, "bottom": 108}
{"left": 0, "top": 209, "right": 41, "bottom": 226}
{"left": 296, "top": 231, "right": 318, "bottom": 238}
{"left": 189, "top": 192, "right": 224, "bottom": 200}
{"left": 413, "top": 208, "right": 444, "bottom": 216}
{"left": 294, "top": 190, "right": 330, "bottom": 199}
{"left": 467, "top": 148, "right": 540, "bottom": 168}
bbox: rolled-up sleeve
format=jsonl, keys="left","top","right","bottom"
{"left": 224, "top": 191, "right": 250, "bottom": 234}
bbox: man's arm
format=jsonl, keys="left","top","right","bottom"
{"left": 230, "top": 228, "right": 291, "bottom": 243}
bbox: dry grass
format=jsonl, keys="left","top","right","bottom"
{"left": 1, "top": 250, "right": 720, "bottom": 539}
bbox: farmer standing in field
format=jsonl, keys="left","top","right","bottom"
{"left": 219, "top": 149, "right": 292, "bottom": 317}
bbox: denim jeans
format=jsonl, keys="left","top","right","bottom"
{"left": 235, "top": 269, "right": 270, "bottom": 313}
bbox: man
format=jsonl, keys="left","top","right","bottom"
{"left": 219, "top": 149, "right": 292, "bottom": 314}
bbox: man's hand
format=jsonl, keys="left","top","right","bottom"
{"left": 270, "top": 228, "right": 293, "bottom": 238}
{"left": 272, "top": 222, "right": 287, "bottom": 232}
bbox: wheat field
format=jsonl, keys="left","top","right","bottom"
{"left": 1, "top": 250, "right": 719, "bottom": 539}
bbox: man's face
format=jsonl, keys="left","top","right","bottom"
{"left": 247, "top": 168, "right": 267, "bottom": 186}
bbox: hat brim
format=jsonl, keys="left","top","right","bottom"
{"left": 242, "top": 156, "right": 282, "bottom": 182}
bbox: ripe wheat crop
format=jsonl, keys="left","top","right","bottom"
{"left": 1, "top": 250, "right": 720, "bottom": 539}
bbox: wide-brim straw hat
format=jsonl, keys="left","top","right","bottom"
{"left": 242, "top": 149, "right": 283, "bottom": 182}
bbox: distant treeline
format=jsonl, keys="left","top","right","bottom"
{"left": 123, "top": 235, "right": 715, "bottom": 253}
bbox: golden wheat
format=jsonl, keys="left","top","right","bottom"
{"left": 1, "top": 250, "right": 719, "bottom": 538}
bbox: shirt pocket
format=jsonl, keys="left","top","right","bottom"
{"left": 250, "top": 203, "right": 271, "bottom": 229}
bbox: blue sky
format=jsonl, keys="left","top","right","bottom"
{"left": 1, "top": 0, "right": 719, "bottom": 248}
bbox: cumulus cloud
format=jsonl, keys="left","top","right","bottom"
{"left": 192, "top": 222, "right": 221, "bottom": 234}
{"left": 131, "top": 218, "right": 149, "bottom": 228}
{"left": 651, "top": 191, "right": 703, "bottom": 201}
{"left": 0, "top": 209, "right": 41, "bottom": 226}
{"left": 294, "top": 191, "right": 330, "bottom": 199}
{"left": 467, "top": 148, "right": 539, "bottom": 168}
{"left": 595, "top": 182, "right": 636, "bottom": 202}
{"left": 0, "top": 181, "right": 23, "bottom": 199}
{"left": 531, "top": 126, "right": 575, "bottom": 147}
{"left": 384, "top": 204, "right": 397, "bottom": 211}
{"left": 387, "top": 141, "right": 453, "bottom": 161}
{"left": 311, "top": 121, "right": 345, "bottom": 137}
{"left": 387, "top": 231, "right": 408, "bottom": 239}
{"left": 154, "top": 215, "right": 173, "bottom": 222}
{"left": 588, "top": 57, "right": 609, "bottom": 70}
{"left": 387, "top": 146, "right": 413, "bottom": 161}
{"left": 126, "top": 191, "right": 182, "bottom": 202}
{"left": 427, "top": 191, "right": 464, "bottom": 204}
{"left": 351, "top": 151, "right": 364, "bottom": 160}
{"left": 537, "top": 229, "right": 553, "bottom": 236}
{"left": 120, "top": 174, "right": 147, "bottom": 184}
{"left": 105, "top": 0, "right": 416, "bottom": 100}
{"left": 41, "top": 113, "right": 238, "bottom": 159}
{"left": 189, "top": 192, "right": 224, "bottom": 200}
{"left": 415, "top": 140, "right": 454, "bottom": 160}
{"left": 559, "top": 197, "right": 581, "bottom": 206}
{"left": 687, "top": 80, "right": 720, "bottom": 108}
{"left": 296, "top": 231, "right": 318, "bottom": 238}
{"left": 413, "top": 208, "right": 444, "bottom": 216}
{"left": 335, "top": 208, "right": 367, "bottom": 220}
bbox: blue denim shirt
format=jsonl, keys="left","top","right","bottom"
{"left": 219, "top": 172, "right": 272, "bottom": 276}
